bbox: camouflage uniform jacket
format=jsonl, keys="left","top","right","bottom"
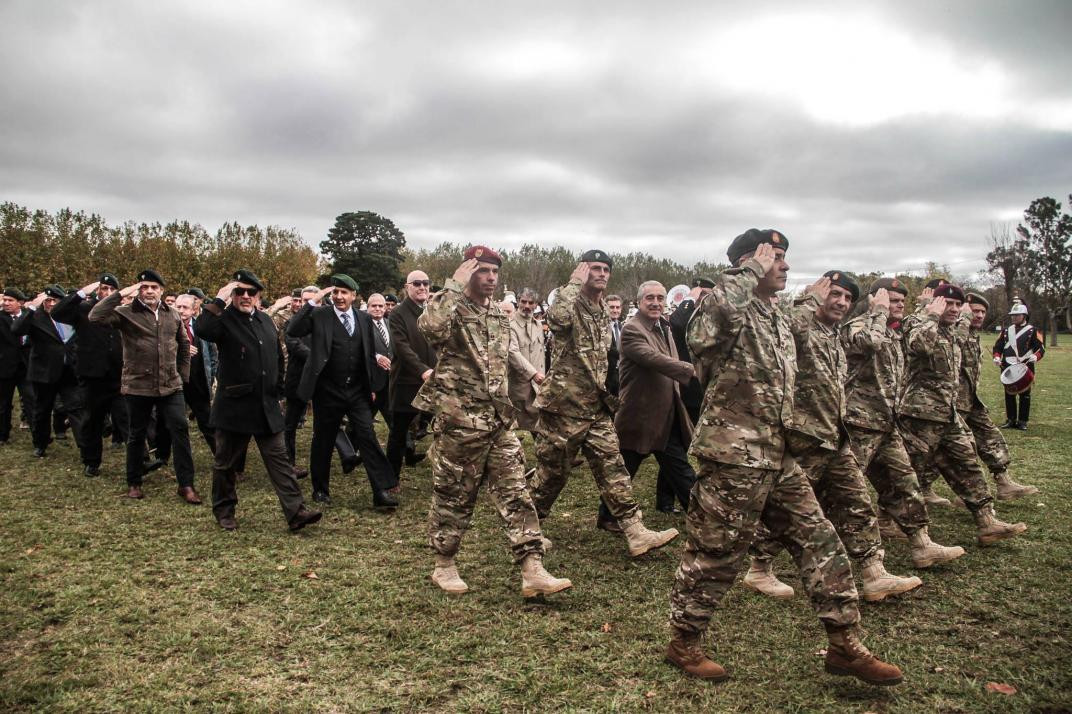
{"left": 534, "top": 279, "right": 616, "bottom": 418}
{"left": 955, "top": 328, "right": 986, "bottom": 412}
{"left": 787, "top": 294, "right": 847, "bottom": 451}
{"left": 686, "top": 258, "right": 796, "bottom": 470}
{"left": 270, "top": 305, "right": 295, "bottom": 371}
{"left": 898, "top": 312, "right": 968, "bottom": 423}
{"left": 842, "top": 306, "right": 900, "bottom": 432}
{"left": 413, "top": 278, "right": 515, "bottom": 431}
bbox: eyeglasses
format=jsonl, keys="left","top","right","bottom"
{"left": 233, "top": 288, "right": 260, "bottom": 297}
{"left": 519, "top": 300, "right": 536, "bottom": 305}
{"left": 408, "top": 280, "right": 430, "bottom": 287}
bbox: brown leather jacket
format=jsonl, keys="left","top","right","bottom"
{"left": 89, "top": 291, "right": 190, "bottom": 397}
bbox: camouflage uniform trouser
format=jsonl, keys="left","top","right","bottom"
{"left": 898, "top": 415, "right": 993, "bottom": 512}
{"left": 750, "top": 442, "right": 882, "bottom": 565}
{"left": 669, "top": 457, "right": 860, "bottom": 635}
{"left": 427, "top": 419, "right": 543, "bottom": 563}
{"left": 530, "top": 410, "right": 640, "bottom": 523}
{"left": 918, "top": 404, "right": 1010, "bottom": 489}
{"left": 850, "top": 424, "right": 929, "bottom": 535}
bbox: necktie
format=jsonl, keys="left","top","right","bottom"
{"left": 341, "top": 312, "right": 353, "bottom": 336}
{"left": 375, "top": 319, "right": 389, "bottom": 345}
{"left": 185, "top": 320, "right": 194, "bottom": 344}
{"left": 612, "top": 321, "right": 621, "bottom": 350}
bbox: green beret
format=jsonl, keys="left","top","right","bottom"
{"left": 43, "top": 284, "right": 66, "bottom": 299}
{"left": 727, "top": 228, "right": 788, "bottom": 265}
{"left": 822, "top": 270, "right": 860, "bottom": 302}
{"left": 330, "top": 274, "right": 359, "bottom": 292}
{"left": 924, "top": 277, "right": 949, "bottom": 290}
{"left": 867, "top": 277, "right": 908, "bottom": 297}
{"left": 99, "top": 273, "right": 120, "bottom": 289}
{"left": 3, "top": 287, "right": 27, "bottom": 301}
{"left": 186, "top": 287, "right": 207, "bottom": 300}
{"left": 580, "top": 249, "right": 612, "bottom": 270}
{"left": 232, "top": 269, "right": 265, "bottom": 292}
{"left": 137, "top": 269, "right": 165, "bottom": 286}
{"left": 965, "top": 291, "right": 990, "bottom": 310}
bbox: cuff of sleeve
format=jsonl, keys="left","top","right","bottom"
{"left": 444, "top": 278, "right": 465, "bottom": 292}
{"left": 77, "top": 290, "right": 87, "bottom": 299}
{"left": 741, "top": 258, "right": 766, "bottom": 279}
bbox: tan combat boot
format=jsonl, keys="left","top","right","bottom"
{"left": 877, "top": 508, "right": 907, "bottom": 541}
{"left": 859, "top": 556, "right": 922, "bottom": 602}
{"left": 824, "top": 625, "right": 903, "bottom": 686}
{"left": 520, "top": 554, "right": 572, "bottom": 598}
{"left": 909, "top": 527, "right": 966, "bottom": 568}
{"left": 665, "top": 629, "right": 729, "bottom": 681}
{"left": 974, "top": 504, "right": 1027, "bottom": 546}
{"left": 920, "top": 485, "right": 952, "bottom": 507}
{"left": 621, "top": 514, "right": 679, "bottom": 557}
{"left": 993, "top": 471, "right": 1039, "bottom": 501}
{"left": 431, "top": 555, "right": 469, "bottom": 594}
{"left": 742, "top": 558, "right": 795, "bottom": 599}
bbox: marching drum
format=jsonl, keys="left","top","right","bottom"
{"left": 1000, "top": 362, "right": 1034, "bottom": 395}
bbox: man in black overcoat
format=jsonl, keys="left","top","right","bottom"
{"left": 0, "top": 288, "right": 30, "bottom": 444}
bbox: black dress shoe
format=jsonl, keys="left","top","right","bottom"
{"left": 288, "top": 507, "right": 323, "bottom": 532}
{"left": 84, "top": 465, "right": 100, "bottom": 477}
{"left": 341, "top": 455, "right": 362, "bottom": 474}
{"left": 657, "top": 505, "right": 683, "bottom": 515}
{"left": 1015, "top": 422, "right": 1029, "bottom": 430}
{"left": 142, "top": 458, "right": 166, "bottom": 474}
{"left": 217, "top": 515, "right": 238, "bottom": 531}
{"left": 292, "top": 467, "right": 309, "bottom": 479}
{"left": 54, "top": 432, "right": 68, "bottom": 441}
{"left": 33, "top": 448, "right": 45, "bottom": 458}
{"left": 999, "top": 421, "right": 1017, "bottom": 429}
{"left": 373, "top": 490, "right": 399, "bottom": 509}
{"left": 312, "top": 491, "right": 332, "bottom": 505}
{"left": 405, "top": 450, "right": 427, "bottom": 467}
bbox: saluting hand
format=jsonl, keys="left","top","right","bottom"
{"left": 453, "top": 258, "right": 481, "bottom": 284}
{"left": 869, "top": 288, "right": 890, "bottom": 311}
{"left": 80, "top": 281, "right": 101, "bottom": 296}
{"left": 271, "top": 295, "right": 291, "bottom": 311}
{"left": 216, "top": 281, "right": 241, "bottom": 302}
{"left": 752, "top": 242, "right": 777, "bottom": 275}
{"left": 805, "top": 276, "right": 832, "bottom": 301}
{"left": 959, "top": 302, "right": 974, "bottom": 319}
{"left": 28, "top": 292, "right": 48, "bottom": 308}
{"left": 316, "top": 286, "right": 333, "bottom": 303}
{"left": 925, "top": 296, "right": 947, "bottom": 316}
{"left": 119, "top": 282, "right": 143, "bottom": 299}
{"left": 919, "top": 287, "right": 934, "bottom": 303}
{"left": 570, "top": 261, "right": 591, "bottom": 284}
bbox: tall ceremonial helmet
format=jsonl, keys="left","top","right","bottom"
{"left": 667, "top": 284, "right": 690, "bottom": 306}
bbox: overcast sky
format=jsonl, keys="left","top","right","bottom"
{"left": 2, "top": 1, "right": 1070, "bottom": 287}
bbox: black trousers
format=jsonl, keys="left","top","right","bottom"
{"left": 184, "top": 389, "right": 216, "bottom": 453}
{"left": 0, "top": 376, "right": 17, "bottom": 441}
{"left": 31, "top": 369, "right": 84, "bottom": 451}
{"left": 386, "top": 409, "right": 419, "bottom": 478}
{"left": 309, "top": 387, "right": 396, "bottom": 497}
{"left": 283, "top": 396, "right": 307, "bottom": 464}
{"left": 212, "top": 429, "right": 304, "bottom": 524}
{"left": 1005, "top": 390, "right": 1031, "bottom": 423}
{"left": 78, "top": 376, "right": 125, "bottom": 467}
{"left": 599, "top": 417, "right": 697, "bottom": 520}
{"left": 17, "top": 376, "right": 34, "bottom": 425}
{"left": 126, "top": 392, "right": 196, "bottom": 488}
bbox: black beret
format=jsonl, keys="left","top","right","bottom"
{"left": 727, "top": 228, "right": 789, "bottom": 265}
{"left": 330, "top": 274, "right": 359, "bottom": 292}
{"left": 43, "top": 284, "right": 66, "bottom": 299}
{"left": 99, "top": 273, "right": 120, "bottom": 289}
{"left": 965, "top": 291, "right": 990, "bottom": 310}
{"left": 822, "top": 270, "right": 860, "bottom": 302}
{"left": 692, "top": 276, "right": 716, "bottom": 289}
{"left": 384, "top": 294, "right": 398, "bottom": 303}
{"left": 232, "top": 269, "right": 265, "bottom": 292}
{"left": 933, "top": 283, "right": 966, "bottom": 302}
{"left": 291, "top": 288, "right": 302, "bottom": 298}
{"left": 137, "top": 269, "right": 165, "bottom": 286}
{"left": 186, "top": 287, "right": 207, "bottom": 300}
{"left": 580, "top": 249, "right": 613, "bottom": 270}
{"left": 924, "top": 277, "right": 948, "bottom": 290}
{"left": 867, "top": 277, "right": 908, "bottom": 297}
{"left": 3, "top": 287, "right": 27, "bottom": 301}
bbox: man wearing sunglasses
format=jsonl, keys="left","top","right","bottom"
{"left": 195, "top": 271, "right": 320, "bottom": 532}
{"left": 387, "top": 271, "right": 437, "bottom": 480}
{"left": 288, "top": 274, "right": 398, "bottom": 508}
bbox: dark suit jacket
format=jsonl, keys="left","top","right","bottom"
{"left": 388, "top": 297, "right": 437, "bottom": 412}
{"left": 11, "top": 307, "right": 76, "bottom": 384}
{"left": 615, "top": 315, "right": 694, "bottom": 455}
{"left": 0, "top": 311, "right": 27, "bottom": 379}
{"left": 52, "top": 292, "right": 123, "bottom": 380}
{"left": 286, "top": 303, "right": 384, "bottom": 403}
{"left": 283, "top": 322, "right": 311, "bottom": 400}
{"left": 195, "top": 300, "right": 285, "bottom": 434}
{"left": 184, "top": 317, "right": 216, "bottom": 402}
{"left": 669, "top": 298, "right": 704, "bottom": 420}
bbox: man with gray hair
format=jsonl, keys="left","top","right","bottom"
{"left": 508, "top": 288, "right": 545, "bottom": 432}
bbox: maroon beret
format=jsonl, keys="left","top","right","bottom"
{"left": 933, "top": 283, "right": 966, "bottom": 302}
{"left": 464, "top": 245, "right": 502, "bottom": 267}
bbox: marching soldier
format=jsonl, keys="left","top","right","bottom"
{"left": 744, "top": 271, "right": 921, "bottom": 603}
{"left": 416, "top": 247, "right": 571, "bottom": 598}
{"left": 666, "top": 230, "right": 901, "bottom": 686}
{"left": 837, "top": 278, "right": 964, "bottom": 569}
{"left": 993, "top": 301, "right": 1045, "bottom": 430}
{"left": 529, "top": 249, "right": 678, "bottom": 557}
{"left": 897, "top": 284, "right": 1026, "bottom": 546}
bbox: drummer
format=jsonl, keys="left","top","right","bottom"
{"left": 993, "top": 301, "right": 1045, "bottom": 430}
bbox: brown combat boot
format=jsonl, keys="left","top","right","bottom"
{"left": 993, "top": 471, "right": 1039, "bottom": 501}
{"left": 877, "top": 508, "right": 908, "bottom": 541}
{"left": 974, "top": 504, "right": 1027, "bottom": 546}
{"left": 431, "top": 555, "right": 469, "bottom": 594}
{"left": 621, "top": 513, "right": 679, "bottom": 557}
{"left": 742, "top": 558, "right": 795, "bottom": 599}
{"left": 909, "top": 527, "right": 965, "bottom": 568}
{"left": 824, "top": 626, "right": 903, "bottom": 686}
{"left": 920, "top": 485, "right": 952, "bottom": 507}
{"left": 520, "top": 554, "right": 572, "bottom": 598}
{"left": 665, "top": 629, "right": 729, "bottom": 681}
{"left": 859, "top": 556, "right": 922, "bottom": 602}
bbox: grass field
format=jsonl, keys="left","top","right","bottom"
{"left": 2, "top": 338, "right": 1070, "bottom": 712}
